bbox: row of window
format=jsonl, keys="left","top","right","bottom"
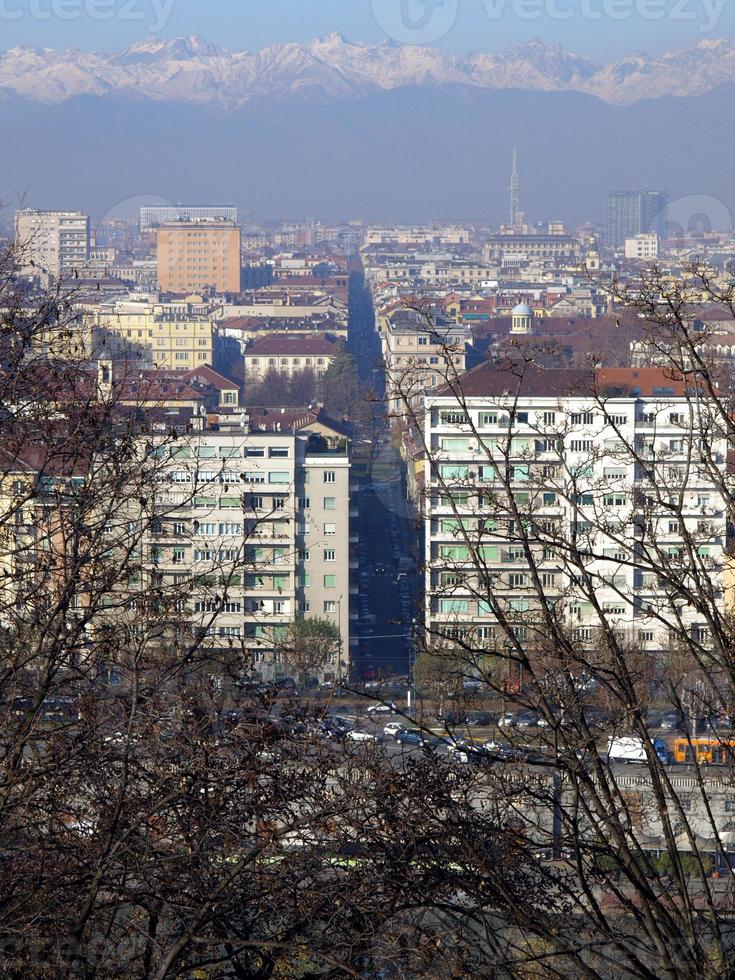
{"left": 437, "top": 409, "right": 694, "bottom": 429}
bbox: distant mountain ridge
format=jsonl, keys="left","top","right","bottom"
{"left": 1, "top": 33, "right": 735, "bottom": 109}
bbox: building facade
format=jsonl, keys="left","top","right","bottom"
{"left": 625, "top": 234, "right": 660, "bottom": 260}
{"left": 14, "top": 209, "right": 90, "bottom": 284}
{"left": 145, "top": 420, "right": 350, "bottom": 682}
{"left": 381, "top": 310, "right": 469, "bottom": 416}
{"left": 83, "top": 305, "right": 216, "bottom": 369}
{"left": 243, "top": 335, "right": 337, "bottom": 382}
{"left": 424, "top": 363, "right": 727, "bottom": 661}
{"left": 157, "top": 221, "right": 241, "bottom": 294}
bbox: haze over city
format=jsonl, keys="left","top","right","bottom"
{"left": 2, "top": 1, "right": 735, "bottom": 977}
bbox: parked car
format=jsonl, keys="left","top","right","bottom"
{"left": 366, "top": 702, "right": 397, "bottom": 716}
{"left": 497, "top": 712, "right": 517, "bottom": 728}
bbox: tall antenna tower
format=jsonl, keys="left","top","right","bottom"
{"left": 509, "top": 146, "right": 520, "bottom": 231}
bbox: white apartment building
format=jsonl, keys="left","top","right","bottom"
{"left": 14, "top": 209, "right": 90, "bottom": 284}
{"left": 625, "top": 234, "right": 659, "bottom": 260}
{"left": 145, "top": 420, "right": 350, "bottom": 682}
{"left": 424, "top": 362, "right": 728, "bottom": 660}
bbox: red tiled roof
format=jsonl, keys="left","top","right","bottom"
{"left": 435, "top": 360, "right": 592, "bottom": 399}
{"left": 245, "top": 334, "right": 337, "bottom": 356}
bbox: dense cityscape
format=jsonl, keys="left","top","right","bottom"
{"left": 4, "top": 4, "right": 735, "bottom": 977}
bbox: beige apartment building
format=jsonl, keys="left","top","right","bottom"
{"left": 157, "top": 221, "right": 241, "bottom": 294}
{"left": 83, "top": 304, "right": 216, "bottom": 369}
{"left": 381, "top": 310, "right": 470, "bottom": 416}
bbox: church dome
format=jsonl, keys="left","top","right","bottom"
{"left": 512, "top": 302, "right": 533, "bottom": 316}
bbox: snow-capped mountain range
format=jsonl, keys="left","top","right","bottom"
{"left": 1, "top": 34, "right": 734, "bottom": 109}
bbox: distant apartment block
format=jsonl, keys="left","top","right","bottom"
{"left": 607, "top": 191, "right": 669, "bottom": 249}
{"left": 14, "top": 209, "right": 90, "bottom": 284}
{"left": 141, "top": 205, "right": 237, "bottom": 231}
{"left": 625, "top": 234, "right": 660, "bottom": 260}
{"left": 482, "top": 234, "right": 582, "bottom": 269}
{"left": 157, "top": 221, "right": 241, "bottom": 294}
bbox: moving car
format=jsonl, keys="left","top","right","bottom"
{"left": 366, "top": 701, "right": 397, "bottom": 716}
{"left": 346, "top": 730, "right": 378, "bottom": 742}
{"left": 395, "top": 729, "right": 426, "bottom": 746}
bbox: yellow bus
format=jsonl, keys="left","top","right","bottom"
{"left": 673, "top": 737, "right": 735, "bottom": 766}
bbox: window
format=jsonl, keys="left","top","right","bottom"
{"left": 324, "top": 523, "right": 336, "bottom": 535}
{"left": 543, "top": 411, "right": 556, "bottom": 425}
{"left": 171, "top": 471, "right": 192, "bottom": 483}
{"left": 479, "top": 412, "right": 497, "bottom": 427}
{"left": 269, "top": 447, "right": 289, "bottom": 458}
{"left": 509, "top": 572, "right": 527, "bottom": 588}
{"left": 195, "top": 522, "right": 217, "bottom": 535}
{"left": 269, "top": 472, "right": 290, "bottom": 484}
{"left": 324, "top": 549, "right": 336, "bottom": 562}
{"left": 324, "top": 471, "right": 336, "bottom": 483}
{"left": 299, "top": 600, "right": 310, "bottom": 613}
{"left": 608, "top": 414, "right": 627, "bottom": 426}
{"left": 246, "top": 447, "right": 265, "bottom": 457}
{"left": 274, "top": 600, "right": 286, "bottom": 615}
{"left": 323, "top": 497, "right": 336, "bottom": 510}
{"left": 541, "top": 572, "right": 556, "bottom": 588}
{"left": 439, "top": 599, "right": 469, "bottom": 614}
{"left": 173, "top": 521, "right": 187, "bottom": 535}
{"left": 219, "top": 523, "right": 242, "bottom": 536}
{"left": 299, "top": 549, "right": 310, "bottom": 561}
{"left": 298, "top": 497, "right": 310, "bottom": 509}
{"left": 440, "top": 438, "right": 471, "bottom": 453}
{"left": 571, "top": 412, "right": 594, "bottom": 425}
{"left": 570, "top": 440, "right": 593, "bottom": 452}
{"left": 440, "top": 410, "right": 468, "bottom": 425}
{"left": 323, "top": 575, "right": 337, "bottom": 589}
{"left": 324, "top": 600, "right": 337, "bottom": 613}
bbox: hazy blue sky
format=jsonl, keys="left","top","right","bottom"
{"left": 1, "top": 0, "right": 733, "bottom": 57}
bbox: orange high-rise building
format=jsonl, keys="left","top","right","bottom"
{"left": 157, "top": 221, "right": 241, "bottom": 294}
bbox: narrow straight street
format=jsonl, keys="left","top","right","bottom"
{"left": 347, "top": 269, "right": 420, "bottom": 679}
